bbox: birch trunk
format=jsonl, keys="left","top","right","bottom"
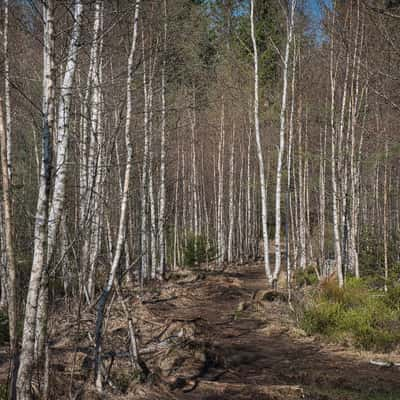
{"left": 227, "top": 126, "right": 235, "bottom": 263}
{"left": 349, "top": 6, "right": 364, "bottom": 278}
{"left": 246, "top": 129, "right": 252, "bottom": 260}
{"left": 16, "top": 2, "right": 55, "bottom": 397}
{"left": 274, "top": 0, "right": 296, "bottom": 283}
{"left": 237, "top": 148, "right": 244, "bottom": 262}
{"left": 94, "top": 1, "right": 140, "bottom": 391}
{"left": 4, "top": 0, "right": 11, "bottom": 180}
{"left": 0, "top": 96, "right": 17, "bottom": 399}
{"left": 34, "top": 0, "right": 83, "bottom": 368}
{"left": 82, "top": 0, "right": 104, "bottom": 302}
{"left": 148, "top": 75, "right": 157, "bottom": 279}
{"left": 217, "top": 104, "right": 225, "bottom": 265}
{"left": 329, "top": 4, "right": 344, "bottom": 287}
{"left": 1, "top": 1, "right": 18, "bottom": 396}
{"left": 141, "top": 27, "right": 149, "bottom": 280}
{"left": 250, "top": 0, "right": 272, "bottom": 283}
{"left": 173, "top": 146, "right": 180, "bottom": 270}
{"left": 298, "top": 103, "right": 306, "bottom": 270}
{"left": 319, "top": 124, "right": 327, "bottom": 275}
{"left": 158, "top": 0, "right": 167, "bottom": 278}
{"left": 384, "top": 141, "right": 388, "bottom": 292}
{"left": 287, "top": 38, "right": 297, "bottom": 284}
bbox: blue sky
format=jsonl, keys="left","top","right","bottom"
{"left": 308, "top": 0, "right": 324, "bottom": 20}
{"left": 305, "top": 0, "right": 332, "bottom": 41}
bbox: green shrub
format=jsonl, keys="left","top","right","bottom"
{"left": 344, "top": 308, "right": 397, "bottom": 351}
{"left": 112, "top": 370, "right": 144, "bottom": 393}
{"left": 301, "top": 300, "right": 342, "bottom": 336}
{"left": 358, "top": 227, "right": 400, "bottom": 288}
{"left": 383, "top": 285, "right": 400, "bottom": 310}
{"left": 183, "top": 233, "right": 215, "bottom": 268}
{"left": 320, "top": 279, "right": 345, "bottom": 303}
{"left": 0, "top": 312, "right": 9, "bottom": 346}
{"left": 294, "top": 266, "right": 319, "bottom": 287}
{"left": 300, "top": 280, "right": 400, "bottom": 352}
{"left": 0, "top": 384, "right": 7, "bottom": 400}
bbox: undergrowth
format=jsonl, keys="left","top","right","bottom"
{"left": 183, "top": 233, "right": 215, "bottom": 267}
{"left": 300, "top": 278, "right": 400, "bottom": 352}
{"left": 294, "top": 265, "right": 319, "bottom": 286}
{"left": 0, "top": 312, "right": 9, "bottom": 347}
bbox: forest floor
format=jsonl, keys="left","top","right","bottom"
{"left": 16, "top": 262, "right": 400, "bottom": 399}
{"left": 132, "top": 262, "right": 400, "bottom": 400}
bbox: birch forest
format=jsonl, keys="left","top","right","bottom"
{"left": 0, "top": 0, "right": 400, "bottom": 399}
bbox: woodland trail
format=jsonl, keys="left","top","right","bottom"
{"left": 144, "top": 263, "right": 400, "bottom": 400}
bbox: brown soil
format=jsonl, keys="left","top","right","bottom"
{"left": 134, "top": 263, "right": 400, "bottom": 400}
{"left": 21, "top": 263, "right": 400, "bottom": 399}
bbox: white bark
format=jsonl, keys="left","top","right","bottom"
{"left": 83, "top": 1, "right": 104, "bottom": 302}
{"left": 47, "top": 0, "right": 83, "bottom": 260}
{"left": 298, "top": 104, "right": 306, "bottom": 270}
{"left": 238, "top": 144, "right": 244, "bottom": 263}
{"left": 287, "top": 37, "right": 297, "bottom": 284}
{"left": 141, "top": 27, "right": 150, "bottom": 279}
{"left": 158, "top": 0, "right": 167, "bottom": 278}
{"left": 274, "top": 0, "right": 296, "bottom": 283}
{"left": 250, "top": 0, "right": 272, "bottom": 282}
{"left": 329, "top": 4, "right": 344, "bottom": 287}
{"left": 384, "top": 141, "right": 388, "bottom": 292}
{"left": 17, "top": 1, "right": 56, "bottom": 397}
{"left": 173, "top": 146, "right": 180, "bottom": 270}
{"left": 217, "top": 104, "right": 225, "bottom": 265}
{"left": 201, "top": 145, "right": 210, "bottom": 267}
{"left": 148, "top": 73, "right": 157, "bottom": 279}
{"left": 34, "top": 0, "right": 83, "bottom": 368}
{"left": 94, "top": 1, "right": 140, "bottom": 391}
{"left": 246, "top": 126, "right": 252, "bottom": 259}
{"left": 0, "top": 95, "right": 17, "bottom": 398}
{"left": 319, "top": 124, "right": 327, "bottom": 275}
{"left": 4, "top": 0, "right": 11, "bottom": 180}
{"left": 349, "top": 4, "right": 364, "bottom": 278}
{"left": 227, "top": 126, "right": 235, "bottom": 263}
{"left": 190, "top": 104, "right": 199, "bottom": 240}
{"left": 2, "top": 1, "right": 18, "bottom": 395}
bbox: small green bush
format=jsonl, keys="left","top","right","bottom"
{"left": 294, "top": 266, "right": 319, "bottom": 287}
{"left": 300, "top": 280, "right": 400, "bottom": 352}
{"left": 301, "top": 301, "right": 342, "bottom": 336}
{"left": 183, "top": 233, "right": 215, "bottom": 268}
{"left": 0, "top": 312, "right": 9, "bottom": 346}
{"left": 383, "top": 285, "right": 400, "bottom": 310}
{"left": 320, "top": 279, "right": 345, "bottom": 303}
{"left": 358, "top": 227, "right": 400, "bottom": 289}
{"left": 0, "top": 384, "right": 7, "bottom": 400}
{"left": 112, "top": 370, "right": 144, "bottom": 393}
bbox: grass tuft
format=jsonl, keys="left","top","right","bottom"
{"left": 300, "top": 279, "right": 400, "bottom": 351}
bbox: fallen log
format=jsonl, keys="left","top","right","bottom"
{"left": 186, "top": 380, "right": 304, "bottom": 399}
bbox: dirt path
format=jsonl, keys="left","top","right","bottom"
{"left": 145, "top": 263, "right": 400, "bottom": 400}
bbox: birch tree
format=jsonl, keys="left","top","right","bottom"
{"left": 35, "top": 0, "right": 83, "bottom": 367}
{"left": 1, "top": 1, "right": 18, "bottom": 396}
{"left": 80, "top": 0, "right": 104, "bottom": 303}
{"left": 158, "top": 0, "right": 168, "bottom": 279}
{"left": 0, "top": 95, "right": 17, "bottom": 399}
{"left": 250, "top": 0, "right": 272, "bottom": 283}
{"left": 16, "top": 1, "right": 55, "bottom": 397}
{"left": 274, "top": 0, "right": 296, "bottom": 284}
{"left": 94, "top": 1, "right": 140, "bottom": 391}
{"left": 329, "top": 3, "right": 344, "bottom": 287}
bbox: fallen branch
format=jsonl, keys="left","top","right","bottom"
{"left": 192, "top": 381, "right": 304, "bottom": 398}
{"left": 369, "top": 360, "right": 400, "bottom": 367}
{"left": 141, "top": 296, "right": 178, "bottom": 304}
